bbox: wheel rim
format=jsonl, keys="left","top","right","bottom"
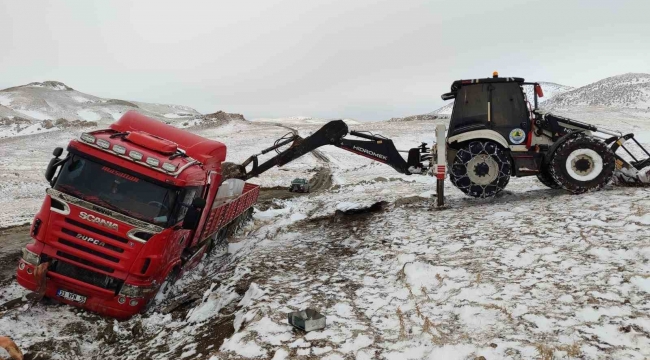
{"left": 466, "top": 154, "right": 499, "bottom": 185}
{"left": 565, "top": 148, "right": 603, "bottom": 181}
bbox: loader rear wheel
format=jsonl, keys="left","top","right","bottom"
{"left": 549, "top": 135, "right": 615, "bottom": 194}
{"left": 536, "top": 166, "right": 561, "bottom": 189}
{"left": 450, "top": 140, "right": 511, "bottom": 198}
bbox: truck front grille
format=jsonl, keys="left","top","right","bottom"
{"left": 52, "top": 259, "right": 123, "bottom": 293}
{"left": 58, "top": 238, "right": 120, "bottom": 263}
{"left": 64, "top": 218, "right": 128, "bottom": 244}
{"left": 56, "top": 251, "right": 114, "bottom": 273}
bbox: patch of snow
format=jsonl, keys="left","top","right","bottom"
{"left": 15, "top": 109, "right": 51, "bottom": 120}
{"left": 163, "top": 113, "right": 192, "bottom": 118}
{"left": 77, "top": 109, "right": 101, "bottom": 121}
{"left": 0, "top": 93, "right": 12, "bottom": 106}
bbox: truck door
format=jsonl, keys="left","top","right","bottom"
{"left": 166, "top": 186, "right": 204, "bottom": 269}
{"left": 190, "top": 172, "right": 220, "bottom": 247}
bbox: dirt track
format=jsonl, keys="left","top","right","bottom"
{"left": 0, "top": 225, "right": 31, "bottom": 285}
{"left": 256, "top": 165, "right": 332, "bottom": 207}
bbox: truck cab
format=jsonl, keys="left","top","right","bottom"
{"left": 16, "top": 111, "right": 259, "bottom": 319}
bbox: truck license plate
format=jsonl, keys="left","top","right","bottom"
{"left": 57, "top": 289, "right": 87, "bottom": 304}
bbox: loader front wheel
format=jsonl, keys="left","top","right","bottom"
{"left": 549, "top": 135, "right": 615, "bottom": 194}
{"left": 536, "top": 166, "right": 561, "bottom": 189}
{"left": 449, "top": 140, "right": 511, "bottom": 198}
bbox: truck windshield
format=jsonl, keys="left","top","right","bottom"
{"left": 54, "top": 155, "right": 178, "bottom": 226}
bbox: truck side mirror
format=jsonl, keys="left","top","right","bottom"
{"left": 192, "top": 198, "right": 206, "bottom": 209}
{"left": 45, "top": 147, "right": 64, "bottom": 184}
{"left": 182, "top": 198, "right": 206, "bottom": 230}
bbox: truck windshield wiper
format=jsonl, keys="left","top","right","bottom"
{"left": 55, "top": 184, "right": 86, "bottom": 199}
{"left": 82, "top": 195, "right": 122, "bottom": 213}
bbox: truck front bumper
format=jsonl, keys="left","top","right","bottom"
{"left": 16, "top": 259, "right": 149, "bottom": 319}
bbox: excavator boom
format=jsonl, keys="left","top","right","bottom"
{"left": 228, "top": 120, "right": 432, "bottom": 181}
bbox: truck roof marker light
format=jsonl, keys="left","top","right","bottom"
{"left": 162, "top": 162, "right": 177, "bottom": 172}
{"left": 129, "top": 150, "right": 143, "bottom": 161}
{"left": 146, "top": 157, "right": 160, "bottom": 167}
{"left": 96, "top": 139, "right": 111, "bottom": 149}
{"left": 80, "top": 133, "right": 96, "bottom": 144}
{"left": 113, "top": 144, "right": 126, "bottom": 155}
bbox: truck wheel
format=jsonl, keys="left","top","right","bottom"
{"left": 536, "top": 166, "right": 561, "bottom": 189}
{"left": 145, "top": 271, "right": 176, "bottom": 312}
{"left": 211, "top": 229, "right": 229, "bottom": 257}
{"left": 549, "top": 135, "right": 615, "bottom": 194}
{"left": 207, "top": 229, "right": 228, "bottom": 257}
{"left": 450, "top": 140, "right": 511, "bottom": 198}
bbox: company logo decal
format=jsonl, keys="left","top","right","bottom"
{"left": 352, "top": 146, "right": 388, "bottom": 160}
{"left": 102, "top": 166, "right": 139, "bottom": 182}
{"left": 79, "top": 211, "right": 118, "bottom": 231}
{"left": 509, "top": 128, "right": 526, "bottom": 144}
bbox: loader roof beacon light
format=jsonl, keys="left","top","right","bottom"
{"left": 493, "top": 71, "right": 499, "bottom": 78}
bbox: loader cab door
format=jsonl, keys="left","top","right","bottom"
{"left": 490, "top": 83, "right": 530, "bottom": 146}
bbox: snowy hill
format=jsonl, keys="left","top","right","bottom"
{"left": 0, "top": 81, "right": 202, "bottom": 137}
{"left": 544, "top": 73, "right": 650, "bottom": 110}
{"left": 524, "top": 81, "right": 575, "bottom": 105}
{"left": 428, "top": 102, "right": 454, "bottom": 117}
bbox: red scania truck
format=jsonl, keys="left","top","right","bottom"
{"left": 16, "top": 111, "right": 259, "bottom": 319}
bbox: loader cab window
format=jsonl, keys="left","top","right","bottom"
{"left": 490, "top": 83, "right": 528, "bottom": 130}
{"left": 449, "top": 84, "right": 489, "bottom": 136}
{"left": 449, "top": 82, "right": 529, "bottom": 139}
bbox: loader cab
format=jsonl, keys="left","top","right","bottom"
{"left": 444, "top": 75, "right": 531, "bottom": 147}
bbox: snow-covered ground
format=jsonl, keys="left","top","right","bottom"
{"left": 1, "top": 109, "right": 650, "bottom": 359}
{"left": 251, "top": 116, "right": 360, "bottom": 126}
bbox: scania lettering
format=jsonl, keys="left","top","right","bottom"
{"left": 78, "top": 212, "right": 119, "bottom": 231}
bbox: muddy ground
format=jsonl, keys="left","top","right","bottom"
{"left": 0, "top": 225, "right": 31, "bottom": 286}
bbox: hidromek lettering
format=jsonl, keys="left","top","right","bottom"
{"left": 352, "top": 146, "right": 388, "bottom": 161}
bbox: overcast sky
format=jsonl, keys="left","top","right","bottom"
{"left": 1, "top": 0, "right": 648, "bottom": 121}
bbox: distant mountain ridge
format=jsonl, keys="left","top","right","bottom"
{"left": 0, "top": 81, "right": 244, "bottom": 138}
{"left": 0, "top": 81, "right": 201, "bottom": 124}
{"left": 543, "top": 73, "right": 650, "bottom": 110}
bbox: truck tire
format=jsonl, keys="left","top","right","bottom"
{"left": 207, "top": 228, "right": 228, "bottom": 257}
{"left": 536, "top": 166, "right": 561, "bottom": 189}
{"left": 450, "top": 140, "right": 511, "bottom": 198}
{"left": 549, "top": 135, "right": 615, "bottom": 194}
{"left": 145, "top": 271, "right": 177, "bottom": 312}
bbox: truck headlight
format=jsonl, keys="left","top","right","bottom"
{"left": 119, "top": 283, "right": 157, "bottom": 298}
{"left": 22, "top": 248, "right": 40, "bottom": 265}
